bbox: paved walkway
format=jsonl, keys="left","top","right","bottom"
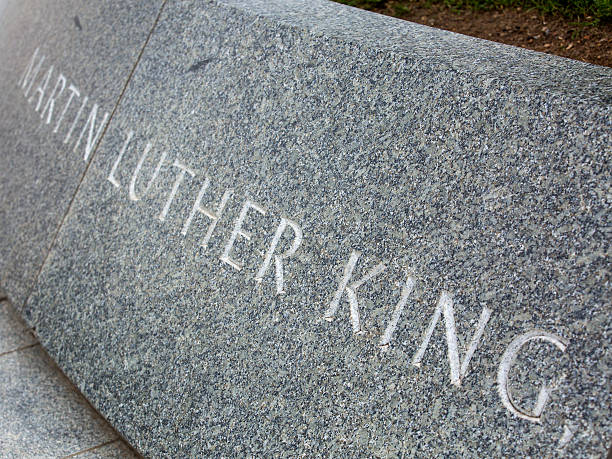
{"left": 0, "top": 299, "right": 137, "bottom": 458}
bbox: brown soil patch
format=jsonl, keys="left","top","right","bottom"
{"left": 376, "top": 2, "right": 612, "bottom": 67}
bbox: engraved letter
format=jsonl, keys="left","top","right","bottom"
{"left": 181, "top": 176, "right": 232, "bottom": 248}
{"left": 54, "top": 84, "right": 80, "bottom": 133}
{"left": 19, "top": 47, "right": 39, "bottom": 87}
{"left": 254, "top": 217, "right": 303, "bottom": 294}
{"left": 28, "top": 65, "right": 53, "bottom": 111}
{"left": 497, "top": 330, "right": 568, "bottom": 423}
{"left": 129, "top": 143, "right": 167, "bottom": 202}
{"left": 221, "top": 199, "right": 266, "bottom": 271}
{"left": 64, "top": 95, "right": 88, "bottom": 144}
{"left": 74, "top": 103, "right": 109, "bottom": 161}
{"left": 40, "top": 73, "right": 66, "bottom": 124}
{"left": 20, "top": 48, "right": 45, "bottom": 97}
{"left": 158, "top": 159, "right": 195, "bottom": 221}
{"left": 324, "top": 251, "right": 386, "bottom": 334}
{"left": 379, "top": 275, "right": 415, "bottom": 347}
{"left": 108, "top": 130, "right": 133, "bottom": 188}
{"left": 411, "top": 292, "right": 492, "bottom": 386}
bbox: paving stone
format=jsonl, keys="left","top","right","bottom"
{"left": 15, "top": 0, "right": 612, "bottom": 456}
{"left": 0, "top": 301, "right": 37, "bottom": 355}
{"left": 0, "top": 0, "right": 164, "bottom": 309}
{"left": 72, "top": 440, "right": 139, "bottom": 459}
{"left": 0, "top": 346, "right": 116, "bottom": 458}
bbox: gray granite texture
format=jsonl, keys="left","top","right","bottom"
{"left": 24, "top": 0, "right": 611, "bottom": 457}
{"left": 0, "top": 0, "right": 164, "bottom": 308}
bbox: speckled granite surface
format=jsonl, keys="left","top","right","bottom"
{"left": 18, "top": 0, "right": 612, "bottom": 456}
{"left": 0, "top": 0, "right": 164, "bottom": 308}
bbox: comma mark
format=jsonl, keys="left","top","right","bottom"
{"left": 557, "top": 421, "right": 577, "bottom": 450}
{"left": 188, "top": 58, "right": 213, "bottom": 72}
{"left": 73, "top": 15, "right": 82, "bottom": 31}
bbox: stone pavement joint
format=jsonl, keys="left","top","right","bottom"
{"left": 60, "top": 439, "right": 118, "bottom": 458}
{"left": 0, "top": 300, "right": 138, "bottom": 458}
{"left": 0, "top": 342, "right": 40, "bottom": 359}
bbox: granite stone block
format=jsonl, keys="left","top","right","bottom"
{"left": 0, "top": 300, "right": 36, "bottom": 354}
{"left": 0, "top": 345, "right": 117, "bottom": 458}
{"left": 24, "top": 0, "right": 611, "bottom": 456}
{"left": 0, "top": 0, "right": 164, "bottom": 308}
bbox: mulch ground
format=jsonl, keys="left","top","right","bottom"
{"left": 373, "top": 1, "right": 612, "bottom": 67}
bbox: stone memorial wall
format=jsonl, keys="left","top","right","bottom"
{"left": 1, "top": 0, "right": 610, "bottom": 456}
{"left": 0, "top": 0, "right": 165, "bottom": 306}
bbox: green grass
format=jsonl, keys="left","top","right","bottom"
{"left": 334, "top": 0, "right": 612, "bottom": 24}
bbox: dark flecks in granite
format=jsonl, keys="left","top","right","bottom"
{"left": 188, "top": 58, "right": 214, "bottom": 72}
